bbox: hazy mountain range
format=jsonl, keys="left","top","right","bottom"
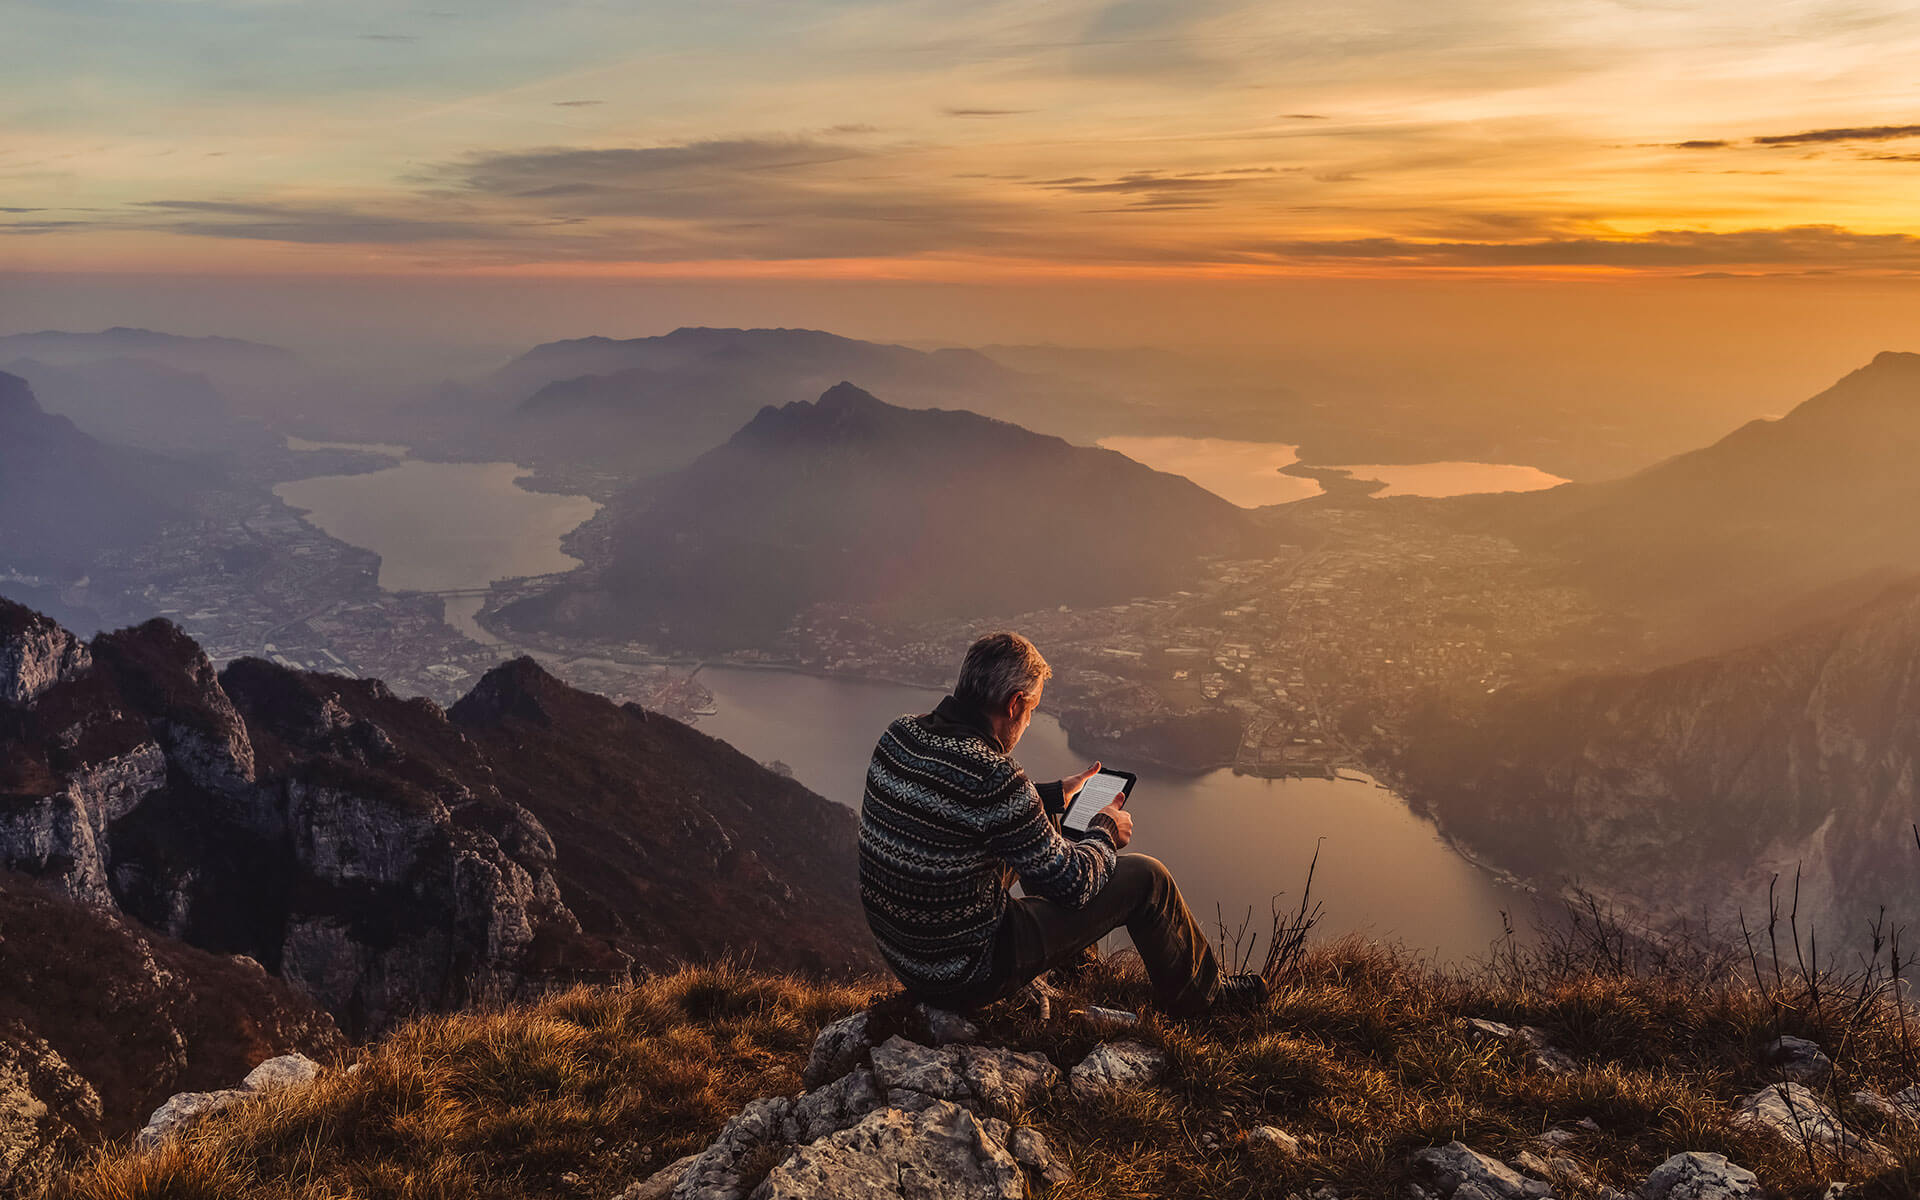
{"left": 1466, "top": 350, "right": 1920, "bottom": 656}
{"left": 494, "top": 382, "right": 1270, "bottom": 650}
{"left": 1401, "top": 577, "right": 1920, "bottom": 939}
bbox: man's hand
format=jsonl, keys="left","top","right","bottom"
{"left": 1060, "top": 762, "right": 1102, "bottom": 803}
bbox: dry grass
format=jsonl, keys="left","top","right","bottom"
{"left": 45, "top": 927, "right": 1920, "bottom": 1200}
{"left": 46, "top": 963, "right": 870, "bottom": 1200}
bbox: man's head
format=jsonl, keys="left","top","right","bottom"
{"left": 954, "top": 631, "right": 1052, "bottom": 751}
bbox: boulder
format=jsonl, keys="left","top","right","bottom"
{"left": 242, "top": 1053, "right": 322, "bottom": 1092}
{"left": 785, "top": 1068, "right": 886, "bottom": 1144}
{"left": 1849, "top": 1090, "right": 1906, "bottom": 1124}
{"left": 671, "top": 1096, "right": 795, "bottom": 1200}
{"left": 1638, "top": 1151, "right": 1761, "bottom": 1200}
{"left": 915, "top": 1005, "right": 980, "bottom": 1046}
{"left": 1515, "top": 1027, "right": 1577, "bottom": 1075}
{"left": 1407, "top": 1142, "right": 1552, "bottom": 1200}
{"left": 870, "top": 1036, "right": 1057, "bottom": 1114}
{"left": 135, "top": 1088, "right": 247, "bottom": 1151}
{"left": 1731, "top": 1083, "right": 1893, "bottom": 1167}
{"left": 1068, "top": 1041, "right": 1168, "bottom": 1100}
{"left": 1009, "top": 1125, "right": 1074, "bottom": 1185}
{"left": 1247, "top": 1125, "right": 1302, "bottom": 1156}
{"left": 1764, "top": 1036, "right": 1833, "bottom": 1086}
{"left": 803, "top": 1012, "right": 874, "bottom": 1089}
{"left": 749, "top": 1100, "right": 1024, "bottom": 1200}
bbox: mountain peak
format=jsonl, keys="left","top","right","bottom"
{"left": 447, "top": 656, "right": 568, "bottom": 728}
{"left": 814, "top": 380, "right": 882, "bottom": 411}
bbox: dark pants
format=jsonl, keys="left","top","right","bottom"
{"left": 984, "top": 854, "right": 1220, "bottom": 1015}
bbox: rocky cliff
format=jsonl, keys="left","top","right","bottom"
{"left": 0, "top": 598, "right": 877, "bottom": 1041}
{"left": 1399, "top": 580, "right": 1920, "bottom": 936}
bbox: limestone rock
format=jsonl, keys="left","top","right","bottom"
{"left": 135, "top": 1088, "right": 247, "bottom": 1150}
{"left": 1247, "top": 1125, "right": 1302, "bottom": 1156}
{"left": 803, "top": 1012, "right": 874, "bottom": 1089}
{"left": 1463, "top": 1018, "right": 1516, "bottom": 1042}
{"left": 0, "top": 603, "right": 90, "bottom": 706}
{"left": 1638, "top": 1151, "right": 1761, "bottom": 1200}
{"left": 612, "top": 1153, "right": 700, "bottom": 1200}
{"left": 1515, "top": 1026, "right": 1577, "bottom": 1075}
{"left": 242, "top": 1053, "right": 321, "bottom": 1093}
{"left": 1009, "top": 1125, "right": 1074, "bottom": 1185}
{"left": 785, "top": 1068, "right": 885, "bottom": 1144}
{"left": 1764, "top": 1036, "right": 1833, "bottom": 1086}
{"left": 1068, "top": 1040, "right": 1168, "bottom": 1100}
{"left": 870, "top": 1036, "right": 1058, "bottom": 1114}
{"left": 915, "top": 1005, "right": 980, "bottom": 1046}
{"left": 749, "top": 1100, "right": 1024, "bottom": 1200}
{"left": 1849, "top": 1090, "right": 1906, "bottom": 1123}
{"left": 1407, "top": 1142, "right": 1552, "bottom": 1200}
{"left": 1732, "top": 1082, "right": 1893, "bottom": 1167}
{"left": 671, "top": 1096, "right": 794, "bottom": 1200}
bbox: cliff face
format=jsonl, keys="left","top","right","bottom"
{"left": 0, "top": 598, "right": 877, "bottom": 1040}
{"left": 1400, "top": 582, "right": 1920, "bottom": 935}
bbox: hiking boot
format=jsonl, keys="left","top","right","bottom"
{"left": 1211, "top": 972, "right": 1269, "bottom": 1012}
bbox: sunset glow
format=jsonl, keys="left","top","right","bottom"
{"left": 10, "top": 0, "right": 1920, "bottom": 279}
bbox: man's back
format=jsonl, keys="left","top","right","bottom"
{"left": 858, "top": 701, "right": 1115, "bottom": 1006}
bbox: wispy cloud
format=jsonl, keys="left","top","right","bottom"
{"left": 1754, "top": 123, "right": 1920, "bottom": 145}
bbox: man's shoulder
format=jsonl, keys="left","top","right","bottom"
{"left": 877, "top": 714, "right": 1023, "bottom": 790}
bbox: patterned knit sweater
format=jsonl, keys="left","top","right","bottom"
{"left": 859, "top": 695, "right": 1119, "bottom": 1004}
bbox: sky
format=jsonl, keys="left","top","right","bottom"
{"left": 8, "top": 0, "right": 1920, "bottom": 280}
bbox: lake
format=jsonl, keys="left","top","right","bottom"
{"left": 1098, "top": 435, "right": 1567, "bottom": 507}
{"left": 274, "top": 443, "right": 600, "bottom": 643}
{"left": 275, "top": 441, "right": 1540, "bottom": 964}
{"left": 694, "top": 665, "right": 1536, "bottom": 963}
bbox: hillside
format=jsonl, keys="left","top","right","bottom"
{"left": 0, "top": 598, "right": 877, "bottom": 1039}
{"left": 1397, "top": 579, "right": 1920, "bottom": 939}
{"left": 0, "top": 371, "right": 189, "bottom": 576}
{"left": 2, "top": 355, "right": 280, "bottom": 457}
{"left": 494, "top": 383, "right": 1267, "bottom": 650}
{"left": 1470, "top": 351, "right": 1920, "bottom": 653}
{"left": 41, "top": 935, "right": 1920, "bottom": 1199}
{"left": 0, "top": 872, "right": 342, "bottom": 1196}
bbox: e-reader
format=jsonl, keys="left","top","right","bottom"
{"left": 1063, "top": 768, "right": 1136, "bottom": 833}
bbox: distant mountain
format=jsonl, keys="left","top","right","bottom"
{"left": 495, "top": 382, "right": 1267, "bottom": 650}
{"left": 0, "top": 327, "right": 297, "bottom": 374}
{"left": 1399, "top": 579, "right": 1920, "bottom": 939}
{"left": 1472, "top": 351, "right": 1920, "bottom": 652}
{"left": 486, "top": 326, "right": 1040, "bottom": 475}
{"left": 0, "top": 599, "right": 877, "bottom": 1037}
{"left": 0, "top": 371, "right": 190, "bottom": 574}
{"left": 3, "top": 355, "right": 279, "bottom": 456}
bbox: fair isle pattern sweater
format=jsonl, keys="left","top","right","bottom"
{"left": 859, "top": 696, "right": 1119, "bottom": 1004}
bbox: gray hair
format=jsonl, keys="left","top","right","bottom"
{"left": 954, "top": 632, "right": 1051, "bottom": 709}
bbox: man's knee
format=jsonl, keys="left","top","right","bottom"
{"left": 1113, "top": 853, "right": 1176, "bottom": 901}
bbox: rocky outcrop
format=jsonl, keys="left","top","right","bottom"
{"left": 1639, "top": 1151, "right": 1762, "bottom": 1200}
{"left": 0, "top": 602, "right": 89, "bottom": 705}
{"left": 0, "top": 601, "right": 876, "bottom": 1038}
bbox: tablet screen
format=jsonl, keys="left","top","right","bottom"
{"left": 1063, "top": 769, "right": 1134, "bottom": 832}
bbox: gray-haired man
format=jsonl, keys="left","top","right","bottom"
{"left": 858, "top": 631, "right": 1266, "bottom": 1014}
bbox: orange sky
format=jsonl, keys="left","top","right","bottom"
{"left": 8, "top": 0, "right": 1920, "bottom": 280}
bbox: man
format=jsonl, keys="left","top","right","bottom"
{"left": 859, "top": 631, "right": 1267, "bottom": 1015}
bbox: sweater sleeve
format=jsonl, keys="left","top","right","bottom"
{"left": 987, "top": 773, "right": 1117, "bottom": 909}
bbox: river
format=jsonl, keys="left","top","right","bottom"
{"left": 275, "top": 443, "right": 600, "bottom": 643}
{"left": 275, "top": 442, "right": 1540, "bottom": 963}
